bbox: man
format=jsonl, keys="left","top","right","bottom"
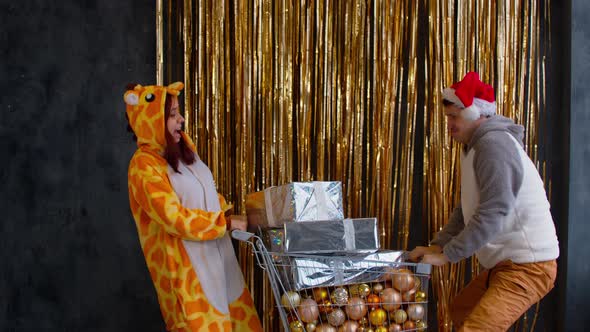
{"left": 408, "top": 72, "right": 559, "bottom": 331}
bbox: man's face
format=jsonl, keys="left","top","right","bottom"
{"left": 444, "top": 104, "right": 481, "bottom": 144}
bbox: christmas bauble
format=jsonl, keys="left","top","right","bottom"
{"left": 401, "top": 288, "right": 416, "bottom": 302}
{"left": 313, "top": 287, "right": 329, "bottom": 302}
{"left": 416, "top": 320, "right": 427, "bottom": 331}
{"left": 306, "top": 322, "right": 318, "bottom": 332}
{"left": 388, "top": 324, "right": 402, "bottom": 332}
{"left": 345, "top": 296, "right": 367, "bottom": 320}
{"left": 338, "top": 321, "right": 359, "bottom": 332}
{"left": 281, "top": 291, "right": 302, "bottom": 308}
{"left": 357, "top": 284, "right": 371, "bottom": 297}
{"left": 402, "top": 320, "right": 416, "bottom": 330}
{"left": 366, "top": 293, "right": 381, "bottom": 310}
{"left": 372, "top": 283, "right": 384, "bottom": 294}
{"left": 328, "top": 308, "right": 346, "bottom": 327}
{"left": 331, "top": 287, "right": 349, "bottom": 306}
{"left": 374, "top": 327, "right": 388, "bottom": 332}
{"left": 392, "top": 309, "right": 408, "bottom": 324}
{"left": 369, "top": 308, "right": 387, "bottom": 326}
{"left": 315, "top": 324, "right": 337, "bottom": 332}
{"left": 392, "top": 269, "right": 415, "bottom": 292}
{"left": 406, "top": 303, "right": 425, "bottom": 321}
{"left": 318, "top": 299, "right": 334, "bottom": 314}
{"left": 379, "top": 288, "right": 402, "bottom": 312}
{"left": 414, "top": 291, "right": 427, "bottom": 302}
{"left": 289, "top": 320, "right": 304, "bottom": 332}
{"left": 299, "top": 298, "right": 320, "bottom": 323}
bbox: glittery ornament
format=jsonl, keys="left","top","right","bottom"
{"left": 289, "top": 320, "right": 304, "bottom": 332}
{"left": 331, "top": 287, "right": 349, "bottom": 306}
{"left": 327, "top": 308, "right": 346, "bottom": 327}
{"left": 369, "top": 308, "right": 387, "bottom": 326}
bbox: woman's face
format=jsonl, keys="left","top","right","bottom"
{"left": 166, "top": 96, "right": 184, "bottom": 144}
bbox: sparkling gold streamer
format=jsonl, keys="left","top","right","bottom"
{"left": 158, "top": 1, "right": 551, "bottom": 330}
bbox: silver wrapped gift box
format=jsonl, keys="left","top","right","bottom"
{"left": 271, "top": 250, "right": 431, "bottom": 291}
{"left": 283, "top": 218, "right": 379, "bottom": 253}
{"left": 246, "top": 181, "right": 344, "bottom": 231}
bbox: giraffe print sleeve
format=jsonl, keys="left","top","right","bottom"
{"left": 129, "top": 154, "right": 227, "bottom": 241}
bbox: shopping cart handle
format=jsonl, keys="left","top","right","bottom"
{"left": 231, "top": 230, "right": 255, "bottom": 242}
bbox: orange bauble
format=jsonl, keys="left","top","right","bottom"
{"left": 366, "top": 293, "right": 381, "bottom": 310}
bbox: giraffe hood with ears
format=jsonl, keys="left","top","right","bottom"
{"left": 124, "top": 82, "right": 190, "bottom": 153}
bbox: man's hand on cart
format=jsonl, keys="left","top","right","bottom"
{"left": 407, "top": 245, "right": 442, "bottom": 262}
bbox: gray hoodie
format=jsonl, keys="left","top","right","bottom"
{"left": 431, "top": 115, "right": 559, "bottom": 268}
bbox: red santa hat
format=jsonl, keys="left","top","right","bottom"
{"left": 442, "top": 72, "right": 496, "bottom": 120}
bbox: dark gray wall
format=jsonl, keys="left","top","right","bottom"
{"left": 0, "top": 1, "right": 165, "bottom": 331}
{"left": 566, "top": 0, "right": 590, "bottom": 330}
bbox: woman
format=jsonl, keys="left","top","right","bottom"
{"left": 124, "top": 82, "right": 262, "bottom": 332}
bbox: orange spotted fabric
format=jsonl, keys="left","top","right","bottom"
{"left": 124, "top": 82, "right": 262, "bottom": 331}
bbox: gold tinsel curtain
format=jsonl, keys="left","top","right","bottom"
{"left": 157, "top": 0, "right": 551, "bottom": 331}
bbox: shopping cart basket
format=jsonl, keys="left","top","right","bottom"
{"left": 232, "top": 230, "right": 431, "bottom": 332}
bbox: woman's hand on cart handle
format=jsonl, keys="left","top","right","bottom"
{"left": 228, "top": 215, "right": 248, "bottom": 231}
{"left": 407, "top": 245, "right": 442, "bottom": 262}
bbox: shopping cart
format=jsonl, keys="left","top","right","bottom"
{"left": 232, "top": 230, "right": 431, "bottom": 332}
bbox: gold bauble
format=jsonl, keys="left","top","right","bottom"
{"left": 402, "top": 320, "right": 416, "bottom": 330}
{"left": 392, "top": 309, "right": 408, "bottom": 324}
{"left": 375, "top": 327, "right": 388, "bottom": 332}
{"left": 357, "top": 283, "right": 371, "bottom": 297}
{"left": 392, "top": 269, "right": 415, "bottom": 292}
{"left": 313, "top": 288, "right": 329, "bottom": 302}
{"left": 369, "top": 308, "right": 387, "bottom": 326}
{"left": 306, "top": 322, "right": 317, "bottom": 332}
{"left": 318, "top": 299, "right": 334, "bottom": 314}
{"left": 289, "top": 320, "right": 304, "bottom": 332}
{"left": 281, "top": 291, "right": 302, "bottom": 308}
{"left": 358, "top": 317, "right": 369, "bottom": 326}
{"left": 416, "top": 320, "right": 427, "bottom": 331}
{"left": 415, "top": 291, "right": 427, "bottom": 302}
{"left": 413, "top": 276, "right": 421, "bottom": 290}
{"left": 372, "top": 283, "right": 384, "bottom": 294}
{"left": 348, "top": 284, "right": 360, "bottom": 297}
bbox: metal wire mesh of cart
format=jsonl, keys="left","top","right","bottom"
{"left": 232, "top": 230, "right": 431, "bottom": 332}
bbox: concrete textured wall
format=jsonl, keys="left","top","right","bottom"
{"left": 0, "top": 1, "right": 165, "bottom": 331}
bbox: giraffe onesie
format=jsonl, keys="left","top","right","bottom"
{"left": 124, "top": 82, "right": 262, "bottom": 331}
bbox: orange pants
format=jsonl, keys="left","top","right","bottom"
{"left": 451, "top": 260, "right": 557, "bottom": 332}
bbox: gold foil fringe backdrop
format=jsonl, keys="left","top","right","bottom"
{"left": 157, "top": 0, "right": 551, "bottom": 331}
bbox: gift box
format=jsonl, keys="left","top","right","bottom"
{"left": 246, "top": 181, "right": 344, "bottom": 231}
{"left": 284, "top": 218, "right": 379, "bottom": 254}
